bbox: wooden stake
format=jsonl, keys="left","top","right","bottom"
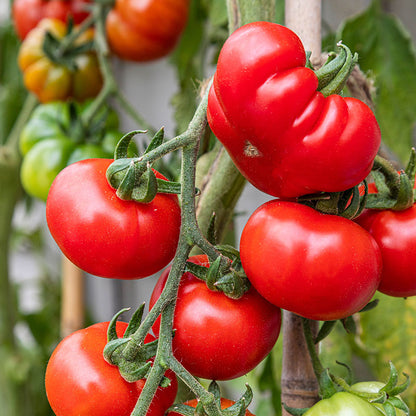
{"left": 281, "top": 0, "right": 322, "bottom": 413}
{"left": 60, "top": 255, "right": 85, "bottom": 338}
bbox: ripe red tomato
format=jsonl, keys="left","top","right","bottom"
{"left": 45, "top": 321, "right": 178, "bottom": 416}
{"left": 207, "top": 21, "right": 381, "bottom": 199}
{"left": 168, "top": 398, "right": 255, "bottom": 415}
{"left": 240, "top": 200, "right": 382, "bottom": 321}
{"left": 356, "top": 202, "right": 416, "bottom": 297}
{"left": 105, "top": 0, "right": 189, "bottom": 61}
{"left": 13, "top": 0, "right": 91, "bottom": 40}
{"left": 149, "top": 255, "right": 281, "bottom": 380}
{"left": 46, "top": 158, "right": 181, "bottom": 279}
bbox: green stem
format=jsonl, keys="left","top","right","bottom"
{"left": 227, "top": 0, "right": 275, "bottom": 31}
{"left": 301, "top": 318, "right": 325, "bottom": 379}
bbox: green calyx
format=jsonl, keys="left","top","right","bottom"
{"left": 314, "top": 41, "right": 358, "bottom": 96}
{"left": 185, "top": 245, "right": 251, "bottom": 299}
{"left": 106, "top": 129, "right": 184, "bottom": 203}
{"left": 103, "top": 305, "right": 172, "bottom": 387}
{"left": 42, "top": 19, "right": 94, "bottom": 71}
{"left": 365, "top": 150, "right": 416, "bottom": 211}
{"left": 167, "top": 381, "right": 253, "bottom": 416}
{"left": 298, "top": 184, "right": 366, "bottom": 219}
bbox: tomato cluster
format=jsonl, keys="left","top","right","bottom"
{"left": 34, "top": 12, "right": 413, "bottom": 416}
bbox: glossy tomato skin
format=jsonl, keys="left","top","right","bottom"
{"left": 13, "top": 0, "right": 91, "bottom": 40}
{"left": 46, "top": 158, "right": 181, "bottom": 279}
{"left": 356, "top": 205, "right": 416, "bottom": 297}
{"left": 45, "top": 321, "right": 178, "bottom": 416}
{"left": 106, "top": 0, "right": 189, "bottom": 61}
{"left": 303, "top": 392, "right": 384, "bottom": 416}
{"left": 207, "top": 21, "right": 380, "bottom": 199}
{"left": 18, "top": 18, "right": 102, "bottom": 103}
{"left": 150, "top": 255, "right": 281, "bottom": 380}
{"left": 168, "top": 398, "right": 254, "bottom": 415}
{"left": 240, "top": 200, "right": 382, "bottom": 321}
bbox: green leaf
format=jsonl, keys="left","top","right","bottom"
{"left": 337, "top": 0, "right": 416, "bottom": 163}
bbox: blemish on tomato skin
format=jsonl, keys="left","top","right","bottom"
{"left": 244, "top": 141, "right": 262, "bottom": 157}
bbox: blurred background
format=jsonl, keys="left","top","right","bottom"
{"left": 1, "top": 0, "right": 416, "bottom": 415}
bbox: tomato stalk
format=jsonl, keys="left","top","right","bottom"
{"left": 126, "top": 84, "right": 223, "bottom": 416}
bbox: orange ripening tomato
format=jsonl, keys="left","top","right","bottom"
{"left": 18, "top": 18, "right": 102, "bottom": 103}
{"left": 105, "top": 0, "right": 190, "bottom": 62}
{"left": 168, "top": 398, "right": 255, "bottom": 416}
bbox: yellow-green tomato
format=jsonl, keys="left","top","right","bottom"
{"left": 304, "top": 392, "right": 384, "bottom": 416}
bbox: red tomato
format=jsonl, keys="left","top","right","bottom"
{"left": 207, "top": 21, "right": 381, "bottom": 199}
{"left": 240, "top": 200, "right": 382, "bottom": 321}
{"left": 149, "top": 255, "right": 281, "bottom": 380}
{"left": 105, "top": 0, "right": 189, "bottom": 61}
{"left": 168, "top": 398, "right": 255, "bottom": 415}
{"left": 45, "top": 321, "right": 178, "bottom": 416}
{"left": 13, "top": 0, "right": 91, "bottom": 40}
{"left": 46, "top": 159, "right": 181, "bottom": 279}
{"left": 356, "top": 203, "right": 416, "bottom": 297}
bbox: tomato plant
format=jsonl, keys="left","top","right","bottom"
{"left": 12, "top": 0, "right": 91, "bottom": 40}
{"left": 106, "top": 0, "right": 190, "bottom": 62}
{"left": 18, "top": 18, "right": 102, "bottom": 103}
{"left": 240, "top": 200, "right": 382, "bottom": 321}
{"left": 19, "top": 101, "right": 126, "bottom": 201}
{"left": 149, "top": 254, "right": 281, "bottom": 380}
{"left": 207, "top": 21, "right": 381, "bottom": 199}
{"left": 45, "top": 321, "right": 178, "bottom": 416}
{"left": 356, "top": 203, "right": 416, "bottom": 297}
{"left": 303, "top": 392, "right": 384, "bottom": 415}
{"left": 46, "top": 158, "right": 181, "bottom": 279}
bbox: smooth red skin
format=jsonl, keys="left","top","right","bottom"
{"left": 240, "top": 200, "right": 382, "bottom": 321}
{"left": 207, "top": 21, "right": 381, "bottom": 199}
{"left": 13, "top": 0, "right": 91, "bottom": 39}
{"left": 150, "top": 254, "right": 281, "bottom": 381}
{"left": 46, "top": 159, "right": 181, "bottom": 279}
{"left": 106, "top": 0, "right": 189, "bottom": 62}
{"left": 356, "top": 204, "right": 416, "bottom": 297}
{"left": 45, "top": 322, "right": 178, "bottom": 416}
{"left": 168, "top": 398, "right": 255, "bottom": 415}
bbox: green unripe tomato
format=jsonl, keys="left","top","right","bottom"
{"left": 304, "top": 392, "right": 384, "bottom": 416}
